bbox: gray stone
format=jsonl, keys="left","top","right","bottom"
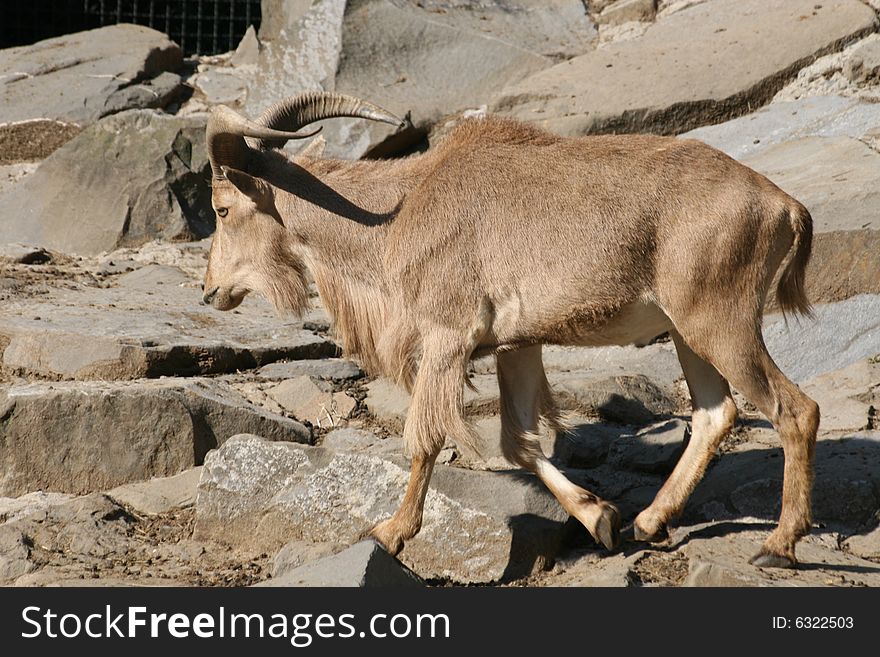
{"left": 763, "top": 295, "right": 880, "bottom": 383}
{"left": 597, "top": 0, "right": 657, "bottom": 26}
{"left": 684, "top": 95, "right": 880, "bottom": 160}
{"left": 0, "top": 264, "right": 338, "bottom": 380}
{"left": 271, "top": 539, "right": 345, "bottom": 578}
{"left": 194, "top": 434, "right": 569, "bottom": 583}
{"left": 0, "top": 379, "right": 310, "bottom": 496}
{"left": 682, "top": 527, "right": 880, "bottom": 587}
{"left": 0, "top": 526, "right": 33, "bottom": 583}
{"left": 0, "top": 25, "right": 183, "bottom": 125}
{"left": 107, "top": 467, "right": 203, "bottom": 516}
{"left": 493, "top": 0, "right": 877, "bottom": 136}
{"left": 0, "top": 243, "right": 52, "bottom": 265}
{"left": 256, "top": 358, "right": 363, "bottom": 382}
{"left": 259, "top": 540, "right": 423, "bottom": 587}
{"left": 0, "top": 491, "right": 75, "bottom": 525}
{"left": 0, "top": 110, "right": 214, "bottom": 255}
{"left": 802, "top": 360, "right": 879, "bottom": 432}
{"left": 844, "top": 525, "right": 880, "bottom": 560}
{"left": 607, "top": 419, "right": 687, "bottom": 474}
{"left": 321, "top": 428, "right": 382, "bottom": 452}
{"left": 267, "top": 375, "right": 357, "bottom": 426}
{"left": 555, "top": 374, "right": 677, "bottom": 424}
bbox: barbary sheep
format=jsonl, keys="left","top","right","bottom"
{"left": 202, "top": 92, "right": 819, "bottom": 568}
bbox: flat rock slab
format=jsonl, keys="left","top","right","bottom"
{"left": 684, "top": 95, "right": 880, "bottom": 160}
{"left": 763, "top": 295, "right": 880, "bottom": 383}
{"left": 258, "top": 540, "right": 423, "bottom": 587}
{"left": 194, "top": 434, "right": 569, "bottom": 583}
{"left": 107, "top": 467, "right": 203, "bottom": 516}
{"left": 682, "top": 527, "right": 880, "bottom": 587}
{"left": 0, "top": 263, "right": 337, "bottom": 380}
{"left": 0, "top": 380, "right": 310, "bottom": 496}
{"left": 0, "top": 110, "right": 214, "bottom": 255}
{"left": 493, "top": 0, "right": 877, "bottom": 136}
{"left": 0, "top": 25, "right": 183, "bottom": 125}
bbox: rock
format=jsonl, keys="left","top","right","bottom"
{"left": 597, "top": 0, "right": 657, "bottom": 26}
{"left": 271, "top": 539, "right": 345, "bottom": 577}
{"left": 607, "top": 419, "right": 688, "bottom": 474}
{"left": 259, "top": 540, "right": 423, "bottom": 587}
{"left": 0, "top": 25, "right": 183, "bottom": 125}
{"left": 0, "top": 263, "right": 338, "bottom": 380}
{"left": 0, "top": 491, "right": 75, "bottom": 525}
{"left": 690, "top": 431, "right": 880, "bottom": 528}
{"left": 493, "top": 0, "right": 877, "bottom": 136}
{"left": 106, "top": 467, "right": 203, "bottom": 516}
{"left": 267, "top": 375, "right": 357, "bottom": 426}
{"left": 321, "top": 428, "right": 383, "bottom": 452}
{"left": 0, "top": 526, "right": 33, "bottom": 583}
{"left": 682, "top": 526, "right": 880, "bottom": 586}
{"left": 0, "top": 379, "right": 310, "bottom": 496}
{"left": 744, "top": 137, "right": 880, "bottom": 235}
{"left": 684, "top": 95, "right": 880, "bottom": 161}
{"left": 844, "top": 525, "right": 880, "bottom": 560}
{"left": 555, "top": 374, "right": 677, "bottom": 424}
{"left": 763, "top": 295, "right": 880, "bottom": 383}
{"left": 194, "top": 434, "right": 569, "bottom": 583}
{"left": 802, "top": 360, "right": 880, "bottom": 432}
{"left": 0, "top": 243, "right": 52, "bottom": 265}
{"left": 256, "top": 358, "right": 363, "bottom": 382}
{"left": 0, "top": 110, "right": 213, "bottom": 255}
{"left": 774, "top": 33, "right": 880, "bottom": 102}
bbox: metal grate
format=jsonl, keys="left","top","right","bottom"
{"left": 2, "top": 0, "right": 261, "bottom": 56}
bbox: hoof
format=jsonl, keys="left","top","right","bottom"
{"left": 633, "top": 521, "right": 669, "bottom": 543}
{"left": 367, "top": 521, "right": 405, "bottom": 556}
{"left": 594, "top": 503, "right": 621, "bottom": 551}
{"left": 749, "top": 551, "right": 796, "bottom": 569}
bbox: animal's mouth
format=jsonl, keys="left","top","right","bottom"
{"left": 202, "top": 286, "right": 247, "bottom": 310}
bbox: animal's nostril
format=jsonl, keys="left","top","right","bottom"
{"left": 202, "top": 287, "right": 218, "bottom": 305}
{"left": 200, "top": 283, "right": 205, "bottom": 292}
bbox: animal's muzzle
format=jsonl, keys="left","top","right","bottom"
{"left": 202, "top": 287, "right": 219, "bottom": 305}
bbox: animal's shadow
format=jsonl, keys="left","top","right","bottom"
{"left": 495, "top": 417, "right": 880, "bottom": 583}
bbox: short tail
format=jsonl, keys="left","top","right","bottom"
{"left": 776, "top": 202, "right": 813, "bottom": 318}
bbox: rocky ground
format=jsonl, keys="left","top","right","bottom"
{"left": 1, "top": 0, "right": 879, "bottom": 587}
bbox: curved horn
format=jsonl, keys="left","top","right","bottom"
{"left": 252, "top": 92, "right": 406, "bottom": 151}
{"left": 206, "top": 105, "right": 321, "bottom": 179}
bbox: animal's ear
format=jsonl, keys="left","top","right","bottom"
{"left": 298, "top": 135, "right": 326, "bottom": 159}
{"left": 221, "top": 166, "right": 271, "bottom": 204}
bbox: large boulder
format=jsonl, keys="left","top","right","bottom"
{"left": 0, "top": 379, "right": 311, "bottom": 496}
{"left": 0, "top": 110, "right": 214, "bottom": 255}
{"left": 492, "top": 0, "right": 877, "bottom": 136}
{"left": 194, "top": 434, "right": 569, "bottom": 583}
{"left": 0, "top": 25, "right": 183, "bottom": 126}
{"left": 0, "top": 263, "right": 337, "bottom": 380}
{"left": 247, "top": 0, "right": 595, "bottom": 158}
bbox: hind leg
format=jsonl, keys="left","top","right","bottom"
{"left": 634, "top": 330, "right": 738, "bottom": 541}
{"left": 673, "top": 321, "right": 819, "bottom": 567}
{"left": 497, "top": 345, "right": 620, "bottom": 550}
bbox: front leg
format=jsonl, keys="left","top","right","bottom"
{"left": 369, "top": 336, "right": 480, "bottom": 555}
{"left": 370, "top": 451, "right": 439, "bottom": 555}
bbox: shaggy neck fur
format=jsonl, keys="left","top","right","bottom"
{"left": 257, "top": 152, "right": 423, "bottom": 387}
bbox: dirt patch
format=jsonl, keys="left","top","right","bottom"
{"left": 0, "top": 119, "right": 82, "bottom": 164}
{"left": 630, "top": 551, "right": 689, "bottom": 586}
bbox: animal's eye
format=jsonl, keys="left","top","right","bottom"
{"left": 216, "top": 208, "right": 228, "bottom": 218}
